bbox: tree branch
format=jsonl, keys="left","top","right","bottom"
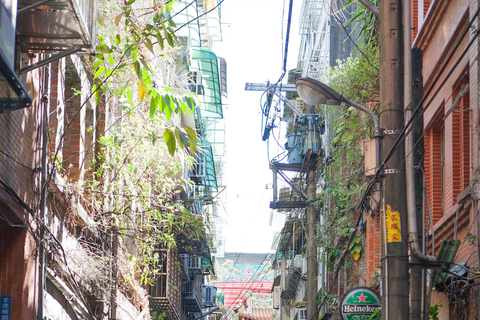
{"left": 358, "top": 0, "right": 379, "bottom": 17}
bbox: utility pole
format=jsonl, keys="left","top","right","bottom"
{"left": 305, "top": 106, "right": 318, "bottom": 320}
{"left": 411, "top": 47, "right": 426, "bottom": 320}
{"left": 245, "top": 83, "right": 319, "bottom": 319}
{"left": 379, "top": 0, "right": 409, "bottom": 319}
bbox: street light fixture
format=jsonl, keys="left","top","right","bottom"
{"left": 295, "top": 77, "right": 385, "bottom": 320}
{"left": 295, "top": 77, "right": 382, "bottom": 172}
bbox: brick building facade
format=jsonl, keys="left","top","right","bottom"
{"left": 414, "top": 0, "right": 479, "bottom": 318}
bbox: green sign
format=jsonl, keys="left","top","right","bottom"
{"left": 339, "top": 287, "right": 381, "bottom": 320}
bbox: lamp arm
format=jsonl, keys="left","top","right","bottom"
{"left": 342, "top": 97, "right": 379, "bottom": 130}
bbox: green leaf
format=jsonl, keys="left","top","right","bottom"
{"left": 93, "top": 84, "right": 100, "bottom": 105}
{"left": 127, "top": 0, "right": 135, "bottom": 5}
{"left": 105, "top": 69, "right": 114, "bottom": 78}
{"left": 96, "top": 44, "right": 111, "bottom": 54}
{"left": 115, "top": 34, "right": 121, "bottom": 45}
{"left": 94, "top": 66, "right": 105, "bottom": 79}
{"left": 185, "top": 126, "right": 197, "bottom": 155}
{"left": 133, "top": 61, "right": 141, "bottom": 78}
{"left": 93, "top": 59, "right": 103, "bottom": 70}
{"left": 174, "top": 128, "right": 186, "bottom": 149}
{"left": 156, "top": 31, "right": 164, "bottom": 50}
{"left": 164, "top": 128, "right": 176, "bottom": 156}
{"left": 149, "top": 95, "right": 158, "bottom": 118}
{"left": 165, "top": 103, "right": 172, "bottom": 120}
{"left": 351, "top": 243, "right": 362, "bottom": 254}
{"left": 180, "top": 100, "right": 187, "bottom": 114}
{"left": 165, "top": 29, "right": 174, "bottom": 47}
{"left": 141, "top": 69, "right": 151, "bottom": 85}
{"left": 168, "top": 17, "right": 177, "bottom": 27}
{"left": 145, "top": 37, "right": 154, "bottom": 54}
{"left": 164, "top": 94, "right": 173, "bottom": 110}
{"left": 162, "top": 23, "right": 174, "bottom": 47}
{"left": 184, "top": 96, "right": 195, "bottom": 113}
{"left": 159, "top": 95, "right": 167, "bottom": 112}
{"left": 106, "top": 53, "right": 115, "bottom": 65}
{"left": 171, "top": 96, "right": 180, "bottom": 113}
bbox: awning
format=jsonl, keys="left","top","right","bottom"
{"left": 204, "top": 118, "right": 225, "bottom": 157}
{"left": 192, "top": 48, "right": 223, "bottom": 118}
{"left": 191, "top": 138, "right": 218, "bottom": 191}
{"left": 432, "top": 239, "right": 461, "bottom": 289}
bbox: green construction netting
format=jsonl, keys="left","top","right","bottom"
{"left": 192, "top": 48, "right": 223, "bottom": 118}
{"left": 195, "top": 138, "right": 218, "bottom": 191}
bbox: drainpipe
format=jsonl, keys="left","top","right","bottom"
{"left": 403, "top": 0, "right": 435, "bottom": 265}
{"left": 38, "top": 63, "right": 51, "bottom": 320}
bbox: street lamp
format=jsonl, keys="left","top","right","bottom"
{"left": 296, "top": 77, "right": 385, "bottom": 320}
{"left": 296, "top": 77, "right": 382, "bottom": 172}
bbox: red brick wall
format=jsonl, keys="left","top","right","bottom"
{"left": 419, "top": 0, "right": 473, "bottom": 226}
{"left": 420, "top": 0, "right": 480, "bottom": 317}
{"left": 62, "top": 58, "right": 84, "bottom": 182}
{"left": 411, "top": 0, "right": 434, "bottom": 42}
{"left": 0, "top": 55, "right": 44, "bottom": 319}
{"left": 0, "top": 222, "right": 37, "bottom": 319}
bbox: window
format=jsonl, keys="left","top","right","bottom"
{"left": 425, "top": 108, "right": 444, "bottom": 224}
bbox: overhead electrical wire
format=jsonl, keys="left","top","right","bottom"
{"left": 221, "top": 265, "right": 273, "bottom": 320}
{"left": 220, "top": 252, "right": 275, "bottom": 319}
{"left": 174, "top": 0, "right": 225, "bottom": 32}
{"left": 309, "top": 8, "right": 480, "bottom": 319}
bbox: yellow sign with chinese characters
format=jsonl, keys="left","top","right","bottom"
{"left": 385, "top": 205, "right": 402, "bottom": 242}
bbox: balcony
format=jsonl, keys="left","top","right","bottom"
{"left": 182, "top": 279, "right": 202, "bottom": 313}
{"left": 149, "top": 249, "right": 181, "bottom": 319}
{"left": 0, "top": 0, "right": 31, "bottom": 112}
{"left": 17, "top": 0, "right": 97, "bottom": 53}
{"left": 0, "top": 0, "right": 97, "bottom": 112}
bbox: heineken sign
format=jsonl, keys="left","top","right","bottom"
{"left": 339, "top": 287, "right": 381, "bottom": 320}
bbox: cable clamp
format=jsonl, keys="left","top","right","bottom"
{"left": 384, "top": 169, "right": 402, "bottom": 174}
{"left": 383, "top": 129, "right": 401, "bottom": 135}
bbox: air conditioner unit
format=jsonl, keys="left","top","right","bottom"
{"left": 294, "top": 254, "right": 303, "bottom": 269}
{"left": 202, "top": 285, "right": 217, "bottom": 308}
{"left": 273, "top": 286, "right": 281, "bottom": 309}
{"left": 189, "top": 256, "right": 202, "bottom": 270}
{"left": 302, "top": 257, "right": 307, "bottom": 275}
{"left": 297, "top": 307, "right": 307, "bottom": 320}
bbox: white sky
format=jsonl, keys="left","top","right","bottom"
{"left": 213, "top": 0, "right": 301, "bottom": 253}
